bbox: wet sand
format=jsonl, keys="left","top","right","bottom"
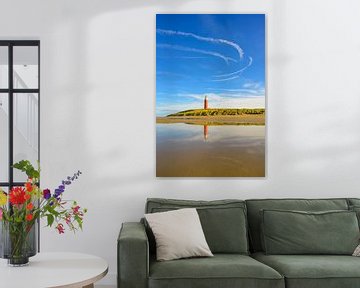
{"left": 156, "top": 114, "right": 265, "bottom": 126}
{"left": 156, "top": 124, "right": 265, "bottom": 177}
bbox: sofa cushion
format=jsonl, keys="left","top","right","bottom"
{"left": 146, "top": 198, "right": 249, "bottom": 254}
{"left": 346, "top": 199, "right": 360, "bottom": 229}
{"left": 347, "top": 198, "right": 360, "bottom": 207}
{"left": 349, "top": 205, "right": 360, "bottom": 228}
{"left": 261, "top": 209, "right": 359, "bottom": 255}
{"left": 246, "top": 198, "right": 349, "bottom": 252}
{"left": 253, "top": 252, "right": 360, "bottom": 288}
{"left": 149, "top": 254, "right": 284, "bottom": 288}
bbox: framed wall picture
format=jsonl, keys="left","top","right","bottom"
{"left": 156, "top": 14, "right": 265, "bottom": 177}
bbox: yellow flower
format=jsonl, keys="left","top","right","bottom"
{"left": 0, "top": 190, "right": 7, "bottom": 206}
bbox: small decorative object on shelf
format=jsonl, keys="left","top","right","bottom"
{"left": 0, "top": 160, "right": 87, "bottom": 266}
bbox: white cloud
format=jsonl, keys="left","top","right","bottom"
{"left": 157, "top": 29, "right": 244, "bottom": 59}
{"left": 242, "top": 80, "right": 263, "bottom": 90}
{"left": 206, "top": 88, "right": 264, "bottom": 95}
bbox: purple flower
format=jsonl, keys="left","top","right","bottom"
{"left": 43, "top": 189, "right": 51, "bottom": 200}
{"left": 54, "top": 170, "right": 82, "bottom": 199}
{"left": 54, "top": 189, "right": 63, "bottom": 198}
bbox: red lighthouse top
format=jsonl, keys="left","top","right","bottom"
{"left": 204, "top": 96, "right": 208, "bottom": 109}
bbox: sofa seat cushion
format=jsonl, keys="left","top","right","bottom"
{"left": 253, "top": 252, "right": 360, "bottom": 288}
{"left": 149, "top": 254, "right": 284, "bottom": 288}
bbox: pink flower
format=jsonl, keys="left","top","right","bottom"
{"left": 0, "top": 208, "right": 3, "bottom": 220}
{"left": 56, "top": 223, "right": 65, "bottom": 234}
{"left": 65, "top": 214, "right": 71, "bottom": 225}
{"left": 72, "top": 205, "right": 80, "bottom": 215}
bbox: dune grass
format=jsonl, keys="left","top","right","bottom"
{"left": 167, "top": 108, "right": 265, "bottom": 117}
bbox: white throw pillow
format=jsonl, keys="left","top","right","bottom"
{"left": 145, "top": 208, "right": 213, "bottom": 261}
{"left": 353, "top": 244, "right": 360, "bottom": 256}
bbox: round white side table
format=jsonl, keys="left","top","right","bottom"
{"left": 0, "top": 252, "right": 108, "bottom": 288}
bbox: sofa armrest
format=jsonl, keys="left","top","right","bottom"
{"left": 118, "top": 222, "right": 149, "bottom": 288}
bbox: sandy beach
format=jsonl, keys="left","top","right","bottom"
{"left": 156, "top": 114, "right": 265, "bottom": 126}
{"left": 156, "top": 124, "right": 265, "bottom": 177}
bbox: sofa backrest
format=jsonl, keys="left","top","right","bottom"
{"left": 145, "top": 198, "right": 249, "bottom": 255}
{"left": 348, "top": 198, "right": 360, "bottom": 207}
{"left": 245, "top": 198, "right": 349, "bottom": 252}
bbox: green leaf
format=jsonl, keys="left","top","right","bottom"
{"left": 47, "top": 214, "right": 54, "bottom": 227}
{"left": 12, "top": 160, "right": 40, "bottom": 180}
{"left": 75, "top": 215, "right": 83, "bottom": 230}
{"left": 12, "top": 160, "right": 30, "bottom": 170}
{"left": 47, "top": 205, "right": 60, "bottom": 217}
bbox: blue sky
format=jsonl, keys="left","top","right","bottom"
{"left": 156, "top": 14, "right": 265, "bottom": 116}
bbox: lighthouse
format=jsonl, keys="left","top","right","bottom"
{"left": 204, "top": 96, "right": 208, "bottom": 109}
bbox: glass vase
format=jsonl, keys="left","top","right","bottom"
{"left": 0, "top": 220, "right": 37, "bottom": 266}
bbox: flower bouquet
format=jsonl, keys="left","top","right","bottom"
{"left": 0, "top": 160, "right": 87, "bottom": 266}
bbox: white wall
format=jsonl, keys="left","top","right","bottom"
{"left": 1, "top": 0, "right": 360, "bottom": 285}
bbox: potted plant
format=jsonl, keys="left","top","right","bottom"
{"left": 0, "top": 160, "right": 87, "bottom": 266}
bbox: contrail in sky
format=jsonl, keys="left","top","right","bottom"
{"left": 213, "top": 57, "right": 253, "bottom": 79}
{"left": 157, "top": 29, "right": 244, "bottom": 59}
{"left": 157, "top": 44, "right": 237, "bottom": 64}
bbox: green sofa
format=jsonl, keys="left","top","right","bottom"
{"left": 118, "top": 198, "right": 360, "bottom": 288}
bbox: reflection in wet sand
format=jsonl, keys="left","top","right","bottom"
{"left": 156, "top": 123, "right": 265, "bottom": 177}
{"left": 203, "top": 125, "right": 208, "bottom": 141}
